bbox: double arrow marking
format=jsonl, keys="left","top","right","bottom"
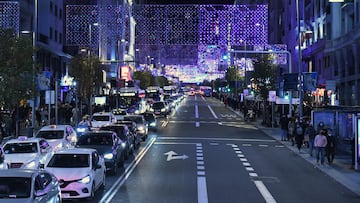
{"left": 164, "top": 151, "right": 189, "bottom": 161}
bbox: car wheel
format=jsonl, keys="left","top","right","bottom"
{"left": 101, "top": 173, "right": 106, "bottom": 189}
{"left": 55, "top": 195, "right": 61, "bottom": 203}
{"left": 111, "top": 162, "right": 117, "bottom": 176}
{"left": 87, "top": 183, "right": 95, "bottom": 200}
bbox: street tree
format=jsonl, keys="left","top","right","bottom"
{"left": 133, "top": 70, "right": 154, "bottom": 89}
{"left": 225, "top": 66, "right": 243, "bottom": 93}
{"left": 68, "top": 53, "right": 104, "bottom": 104}
{"left": 0, "top": 28, "right": 38, "bottom": 109}
{"left": 251, "top": 55, "right": 277, "bottom": 100}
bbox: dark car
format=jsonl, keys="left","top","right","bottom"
{"left": 76, "top": 131, "right": 125, "bottom": 175}
{"left": 100, "top": 124, "right": 135, "bottom": 159}
{"left": 123, "top": 115, "right": 148, "bottom": 141}
{"left": 116, "top": 120, "right": 141, "bottom": 147}
{"left": 142, "top": 112, "right": 158, "bottom": 131}
{"left": 149, "top": 101, "right": 170, "bottom": 117}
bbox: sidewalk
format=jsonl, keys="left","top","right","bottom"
{"left": 230, "top": 108, "right": 360, "bottom": 197}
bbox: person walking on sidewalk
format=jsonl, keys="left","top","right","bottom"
{"left": 295, "top": 120, "right": 304, "bottom": 152}
{"left": 314, "top": 130, "right": 328, "bottom": 165}
{"left": 288, "top": 118, "right": 295, "bottom": 146}
{"left": 325, "top": 129, "right": 336, "bottom": 164}
{"left": 304, "top": 123, "right": 316, "bottom": 156}
{"left": 280, "top": 114, "right": 289, "bottom": 141}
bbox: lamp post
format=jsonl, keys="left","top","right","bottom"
{"left": 296, "top": 0, "right": 303, "bottom": 119}
{"left": 255, "top": 23, "right": 265, "bottom": 49}
{"left": 88, "top": 23, "right": 98, "bottom": 116}
{"left": 30, "top": 0, "right": 38, "bottom": 135}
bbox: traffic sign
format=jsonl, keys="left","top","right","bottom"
{"left": 283, "top": 73, "right": 298, "bottom": 91}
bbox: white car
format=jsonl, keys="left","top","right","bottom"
{"left": 44, "top": 148, "right": 106, "bottom": 200}
{"left": 2, "top": 136, "right": 53, "bottom": 169}
{"left": 91, "top": 112, "right": 117, "bottom": 130}
{"left": 0, "top": 169, "right": 62, "bottom": 203}
{"left": 36, "top": 125, "right": 78, "bottom": 151}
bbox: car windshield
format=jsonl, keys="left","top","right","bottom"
{"left": 124, "top": 117, "right": 143, "bottom": 124}
{"left": 92, "top": 115, "right": 110, "bottom": 121}
{"left": 47, "top": 154, "right": 89, "bottom": 168}
{"left": 100, "top": 126, "right": 126, "bottom": 140}
{"left": 0, "top": 177, "right": 31, "bottom": 198}
{"left": 152, "top": 102, "right": 165, "bottom": 109}
{"left": 78, "top": 134, "right": 113, "bottom": 146}
{"left": 36, "top": 130, "right": 64, "bottom": 139}
{"left": 143, "top": 114, "right": 155, "bottom": 121}
{"left": 3, "top": 142, "right": 38, "bottom": 154}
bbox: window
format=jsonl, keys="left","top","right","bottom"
{"left": 49, "top": 27, "right": 53, "bottom": 39}
{"left": 59, "top": 8, "right": 62, "bottom": 20}
{"left": 54, "top": 5, "right": 58, "bottom": 17}
{"left": 50, "top": 1, "right": 53, "bottom": 13}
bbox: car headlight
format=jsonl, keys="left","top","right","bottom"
{"left": 161, "top": 108, "right": 166, "bottom": 112}
{"left": 138, "top": 126, "right": 144, "bottom": 131}
{"left": 150, "top": 122, "right": 156, "bottom": 127}
{"left": 76, "top": 127, "right": 86, "bottom": 133}
{"left": 135, "top": 110, "right": 139, "bottom": 114}
{"left": 24, "top": 160, "right": 37, "bottom": 169}
{"left": 0, "top": 163, "right": 7, "bottom": 169}
{"left": 78, "top": 175, "right": 91, "bottom": 184}
{"left": 149, "top": 108, "right": 154, "bottom": 112}
{"left": 103, "top": 153, "right": 114, "bottom": 160}
{"left": 121, "top": 142, "right": 126, "bottom": 148}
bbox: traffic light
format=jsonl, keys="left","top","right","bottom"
{"left": 283, "top": 73, "right": 298, "bottom": 91}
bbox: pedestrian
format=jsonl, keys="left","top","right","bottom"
{"left": 314, "top": 130, "right": 327, "bottom": 165}
{"left": 288, "top": 118, "right": 295, "bottom": 146}
{"left": 295, "top": 120, "right": 304, "bottom": 152}
{"left": 280, "top": 114, "right": 289, "bottom": 141}
{"left": 304, "top": 123, "right": 316, "bottom": 156}
{"left": 325, "top": 129, "right": 336, "bottom": 164}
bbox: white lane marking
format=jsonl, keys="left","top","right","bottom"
{"left": 196, "top": 121, "right": 200, "bottom": 127}
{"left": 197, "top": 157, "right": 204, "bottom": 160}
{"left": 201, "top": 96, "right": 206, "bottom": 101}
{"left": 209, "top": 142, "right": 219, "bottom": 146}
{"left": 233, "top": 147, "right": 240, "bottom": 150}
{"left": 259, "top": 144, "right": 269, "bottom": 147}
{"left": 254, "top": 180, "right": 277, "bottom": 203}
{"left": 100, "top": 137, "right": 156, "bottom": 203}
{"left": 195, "top": 95, "right": 197, "bottom": 101}
{"left": 243, "top": 144, "right": 252, "bottom": 146}
{"left": 154, "top": 142, "right": 199, "bottom": 145}
{"left": 243, "top": 162, "right": 251, "bottom": 166}
{"left": 197, "top": 171, "right": 206, "bottom": 176}
{"left": 197, "top": 165, "right": 205, "bottom": 170}
{"left": 197, "top": 161, "right": 204, "bottom": 165}
{"left": 195, "top": 104, "right": 199, "bottom": 118}
{"left": 198, "top": 176, "right": 209, "bottom": 203}
{"left": 249, "top": 173, "right": 258, "bottom": 177}
{"left": 158, "top": 137, "right": 276, "bottom": 143}
{"left": 246, "top": 167, "right": 255, "bottom": 171}
{"left": 207, "top": 105, "right": 218, "bottom": 119}
{"left": 197, "top": 153, "right": 203, "bottom": 156}
{"left": 240, "top": 158, "right": 248, "bottom": 162}
{"left": 237, "top": 154, "right": 245, "bottom": 157}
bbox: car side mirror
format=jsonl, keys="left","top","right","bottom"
{"left": 39, "top": 163, "right": 45, "bottom": 169}
{"left": 95, "top": 164, "right": 102, "bottom": 170}
{"left": 34, "top": 189, "right": 46, "bottom": 197}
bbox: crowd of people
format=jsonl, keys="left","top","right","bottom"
{"left": 280, "top": 115, "right": 337, "bottom": 165}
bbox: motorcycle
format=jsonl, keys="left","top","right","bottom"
{"left": 244, "top": 109, "right": 255, "bottom": 122}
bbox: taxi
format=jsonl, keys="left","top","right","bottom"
{"left": 44, "top": 148, "right": 106, "bottom": 200}
{"left": 91, "top": 112, "right": 117, "bottom": 130}
{"left": 36, "top": 125, "right": 78, "bottom": 151}
{"left": 2, "top": 136, "right": 53, "bottom": 169}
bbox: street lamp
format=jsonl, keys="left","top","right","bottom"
{"left": 88, "top": 22, "right": 98, "bottom": 116}
{"left": 255, "top": 23, "right": 265, "bottom": 48}
{"left": 296, "top": 0, "right": 303, "bottom": 119}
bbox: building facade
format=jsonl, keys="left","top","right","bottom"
{"left": 269, "top": 0, "right": 360, "bottom": 106}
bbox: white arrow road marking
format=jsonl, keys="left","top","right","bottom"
{"left": 164, "top": 150, "right": 189, "bottom": 161}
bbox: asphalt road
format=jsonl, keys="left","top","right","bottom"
{"left": 72, "top": 95, "right": 360, "bottom": 203}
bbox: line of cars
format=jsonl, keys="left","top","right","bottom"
{"left": 0, "top": 109, "right": 157, "bottom": 201}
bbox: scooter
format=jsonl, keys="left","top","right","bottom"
{"left": 244, "top": 109, "right": 255, "bottom": 122}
